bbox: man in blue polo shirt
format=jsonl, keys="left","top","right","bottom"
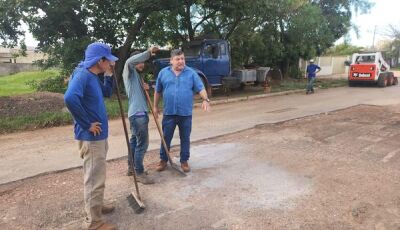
{"left": 305, "top": 59, "right": 321, "bottom": 94}
{"left": 153, "top": 49, "right": 210, "bottom": 172}
{"left": 64, "top": 42, "right": 118, "bottom": 230}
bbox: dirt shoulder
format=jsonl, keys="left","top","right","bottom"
{"left": 0, "top": 92, "right": 65, "bottom": 117}
{"left": 2, "top": 104, "right": 400, "bottom": 229}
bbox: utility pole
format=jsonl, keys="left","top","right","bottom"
{"left": 372, "top": 25, "right": 377, "bottom": 51}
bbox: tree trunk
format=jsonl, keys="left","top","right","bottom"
{"left": 279, "top": 59, "right": 290, "bottom": 79}
{"left": 114, "top": 13, "right": 149, "bottom": 85}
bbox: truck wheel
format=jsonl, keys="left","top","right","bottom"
{"left": 377, "top": 74, "right": 387, "bottom": 87}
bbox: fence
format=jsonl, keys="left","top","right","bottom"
{"left": 299, "top": 56, "right": 350, "bottom": 76}
{"left": 0, "top": 63, "right": 40, "bottom": 76}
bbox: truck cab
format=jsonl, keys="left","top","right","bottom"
{"left": 153, "top": 39, "right": 231, "bottom": 93}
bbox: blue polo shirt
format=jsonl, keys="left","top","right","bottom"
{"left": 64, "top": 67, "right": 113, "bottom": 141}
{"left": 155, "top": 66, "right": 204, "bottom": 116}
{"left": 306, "top": 64, "right": 321, "bottom": 78}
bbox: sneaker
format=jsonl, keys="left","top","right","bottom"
{"left": 181, "top": 161, "right": 190, "bottom": 172}
{"left": 101, "top": 204, "right": 115, "bottom": 215}
{"left": 136, "top": 173, "right": 155, "bottom": 185}
{"left": 156, "top": 160, "right": 167, "bottom": 172}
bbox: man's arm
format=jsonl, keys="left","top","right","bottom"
{"left": 64, "top": 75, "right": 92, "bottom": 130}
{"left": 101, "top": 75, "right": 114, "bottom": 98}
{"left": 153, "top": 71, "right": 164, "bottom": 119}
{"left": 193, "top": 74, "right": 210, "bottom": 111}
{"left": 153, "top": 91, "right": 161, "bottom": 120}
{"left": 199, "top": 89, "right": 210, "bottom": 111}
{"left": 122, "top": 47, "right": 159, "bottom": 78}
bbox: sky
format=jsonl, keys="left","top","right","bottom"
{"left": 24, "top": 0, "right": 400, "bottom": 48}
{"left": 349, "top": 0, "right": 400, "bottom": 47}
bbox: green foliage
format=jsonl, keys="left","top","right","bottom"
{"left": 0, "top": 98, "right": 129, "bottom": 133}
{"left": 0, "top": 70, "right": 59, "bottom": 96}
{"left": 0, "top": 0, "right": 372, "bottom": 78}
{"left": 26, "top": 75, "right": 67, "bottom": 94}
{"left": 0, "top": 0, "right": 24, "bottom": 47}
{"left": 0, "top": 111, "right": 72, "bottom": 134}
{"left": 324, "top": 43, "right": 364, "bottom": 56}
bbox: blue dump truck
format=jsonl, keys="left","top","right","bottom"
{"left": 153, "top": 39, "right": 278, "bottom": 96}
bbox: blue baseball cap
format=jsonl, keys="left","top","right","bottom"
{"left": 82, "top": 42, "right": 119, "bottom": 68}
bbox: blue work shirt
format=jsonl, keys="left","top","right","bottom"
{"left": 155, "top": 66, "right": 204, "bottom": 116}
{"left": 306, "top": 64, "right": 321, "bottom": 78}
{"left": 64, "top": 67, "right": 113, "bottom": 141}
{"left": 122, "top": 50, "right": 151, "bottom": 118}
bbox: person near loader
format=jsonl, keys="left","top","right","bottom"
{"left": 153, "top": 49, "right": 210, "bottom": 173}
{"left": 305, "top": 59, "right": 321, "bottom": 94}
{"left": 122, "top": 47, "right": 159, "bottom": 184}
{"left": 64, "top": 42, "right": 118, "bottom": 230}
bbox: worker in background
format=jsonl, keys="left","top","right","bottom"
{"left": 305, "top": 59, "right": 321, "bottom": 94}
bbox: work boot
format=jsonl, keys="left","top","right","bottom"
{"left": 181, "top": 161, "right": 190, "bottom": 172}
{"left": 136, "top": 173, "right": 155, "bottom": 185}
{"left": 101, "top": 204, "right": 115, "bottom": 215}
{"left": 156, "top": 160, "right": 167, "bottom": 172}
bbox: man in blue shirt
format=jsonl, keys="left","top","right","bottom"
{"left": 153, "top": 49, "right": 210, "bottom": 172}
{"left": 305, "top": 59, "right": 321, "bottom": 94}
{"left": 64, "top": 42, "right": 118, "bottom": 230}
{"left": 122, "top": 47, "right": 159, "bottom": 184}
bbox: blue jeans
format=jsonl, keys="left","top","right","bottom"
{"left": 307, "top": 77, "right": 315, "bottom": 92}
{"left": 128, "top": 114, "right": 149, "bottom": 174}
{"left": 160, "top": 115, "right": 192, "bottom": 163}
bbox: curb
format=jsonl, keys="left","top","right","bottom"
{"left": 193, "top": 89, "right": 305, "bottom": 108}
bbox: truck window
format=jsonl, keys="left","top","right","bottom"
{"left": 220, "top": 43, "right": 226, "bottom": 55}
{"left": 203, "top": 44, "right": 219, "bottom": 59}
{"left": 184, "top": 45, "right": 201, "bottom": 56}
{"left": 204, "top": 44, "right": 213, "bottom": 57}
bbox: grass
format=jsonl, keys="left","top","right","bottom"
{"left": 0, "top": 112, "right": 73, "bottom": 133}
{"left": 270, "top": 78, "right": 348, "bottom": 93}
{"left": 0, "top": 70, "right": 59, "bottom": 96}
{"left": 0, "top": 98, "right": 132, "bottom": 134}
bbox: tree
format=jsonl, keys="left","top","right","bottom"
{"left": 0, "top": 0, "right": 372, "bottom": 79}
{"left": 0, "top": 0, "right": 179, "bottom": 77}
{"left": 324, "top": 43, "right": 364, "bottom": 56}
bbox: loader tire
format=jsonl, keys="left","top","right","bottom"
{"left": 377, "top": 74, "right": 387, "bottom": 88}
{"left": 387, "top": 72, "right": 395, "bottom": 86}
{"left": 394, "top": 77, "right": 398, "bottom": 85}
